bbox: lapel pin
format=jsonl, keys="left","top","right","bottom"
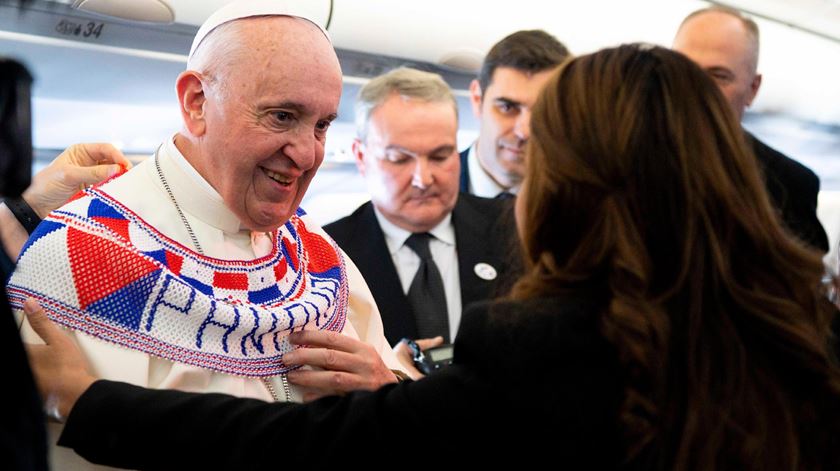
{"left": 474, "top": 262, "right": 497, "bottom": 281}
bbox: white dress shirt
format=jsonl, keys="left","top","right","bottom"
{"left": 372, "top": 207, "right": 462, "bottom": 341}
{"left": 466, "top": 143, "right": 520, "bottom": 198}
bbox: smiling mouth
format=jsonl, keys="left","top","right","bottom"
{"left": 410, "top": 192, "right": 438, "bottom": 201}
{"left": 261, "top": 167, "right": 294, "bottom": 186}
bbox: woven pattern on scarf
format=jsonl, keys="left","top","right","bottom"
{"left": 7, "top": 189, "right": 348, "bottom": 377}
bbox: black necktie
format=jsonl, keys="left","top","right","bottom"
{"left": 404, "top": 233, "right": 450, "bottom": 343}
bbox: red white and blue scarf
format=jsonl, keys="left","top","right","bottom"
{"left": 7, "top": 188, "right": 348, "bottom": 377}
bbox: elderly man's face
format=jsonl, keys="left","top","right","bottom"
{"left": 198, "top": 17, "right": 342, "bottom": 232}
{"left": 354, "top": 94, "right": 459, "bottom": 233}
{"left": 673, "top": 11, "right": 761, "bottom": 121}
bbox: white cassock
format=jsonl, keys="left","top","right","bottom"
{"left": 15, "top": 135, "right": 403, "bottom": 471}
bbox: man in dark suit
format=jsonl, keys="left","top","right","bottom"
{"left": 674, "top": 6, "right": 829, "bottom": 251}
{"left": 325, "top": 67, "right": 517, "bottom": 346}
{"left": 460, "top": 30, "right": 570, "bottom": 198}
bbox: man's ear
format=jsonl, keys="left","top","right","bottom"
{"left": 351, "top": 138, "right": 366, "bottom": 176}
{"left": 746, "top": 73, "right": 762, "bottom": 107}
{"left": 175, "top": 71, "right": 208, "bottom": 137}
{"left": 469, "top": 79, "right": 483, "bottom": 119}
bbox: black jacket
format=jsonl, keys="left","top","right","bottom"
{"left": 58, "top": 297, "right": 623, "bottom": 469}
{"left": 1, "top": 293, "right": 48, "bottom": 471}
{"left": 324, "top": 194, "right": 519, "bottom": 345}
{"left": 749, "top": 133, "right": 828, "bottom": 252}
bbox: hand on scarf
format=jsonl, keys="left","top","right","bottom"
{"left": 22, "top": 298, "right": 97, "bottom": 422}
{"left": 284, "top": 330, "right": 399, "bottom": 402}
{"left": 23, "top": 143, "right": 131, "bottom": 218}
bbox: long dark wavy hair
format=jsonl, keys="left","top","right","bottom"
{"left": 511, "top": 44, "right": 840, "bottom": 470}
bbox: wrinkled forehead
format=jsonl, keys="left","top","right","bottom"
{"left": 194, "top": 16, "right": 341, "bottom": 95}
{"left": 369, "top": 97, "right": 458, "bottom": 146}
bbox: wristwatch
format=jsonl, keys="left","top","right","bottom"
{"left": 4, "top": 196, "right": 41, "bottom": 234}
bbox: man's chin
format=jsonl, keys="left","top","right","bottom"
{"left": 242, "top": 206, "right": 296, "bottom": 232}
{"left": 401, "top": 208, "right": 452, "bottom": 231}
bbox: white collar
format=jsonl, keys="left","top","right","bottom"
{"left": 157, "top": 135, "right": 243, "bottom": 233}
{"left": 372, "top": 205, "right": 455, "bottom": 256}
{"left": 467, "top": 143, "right": 519, "bottom": 198}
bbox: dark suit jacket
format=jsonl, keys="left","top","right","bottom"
{"left": 58, "top": 296, "right": 624, "bottom": 469}
{"left": 459, "top": 147, "right": 470, "bottom": 193}
{"left": 749, "top": 133, "right": 828, "bottom": 252}
{"left": 324, "top": 193, "right": 519, "bottom": 345}
{"left": 1, "top": 293, "right": 48, "bottom": 471}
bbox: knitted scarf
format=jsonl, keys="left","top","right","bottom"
{"left": 7, "top": 188, "right": 348, "bottom": 377}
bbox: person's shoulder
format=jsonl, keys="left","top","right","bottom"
{"left": 750, "top": 134, "right": 819, "bottom": 185}
{"left": 452, "top": 193, "right": 516, "bottom": 248}
{"left": 456, "top": 296, "right": 613, "bottom": 373}
{"left": 455, "top": 192, "right": 514, "bottom": 220}
{"left": 462, "top": 296, "right": 597, "bottom": 339}
{"left": 459, "top": 192, "right": 500, "bottom": 207}
{"left": 91, "top": 157, "right": 165, "bottom": 212}
{"left": 322, "top": 201, "right": 374, "bottom": 239}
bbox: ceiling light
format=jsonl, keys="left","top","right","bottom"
{"left": 72, "top": 0, "right": 175, "bottom": 24}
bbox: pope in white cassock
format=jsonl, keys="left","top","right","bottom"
{"left": 8, "top": 1, "right": 405, "bottom": 469}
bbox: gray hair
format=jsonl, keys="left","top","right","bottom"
{"left": 354, "top": 67, "right": 458, "bottom": 141}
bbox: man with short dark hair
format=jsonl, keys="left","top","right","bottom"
{"left": 461, "top": 30, "right": 570, "bottom": 197}
{"left": 673, "top": 6, "right": 828, "bottom": 251}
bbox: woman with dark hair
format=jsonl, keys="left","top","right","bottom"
{"left": 515, "top": 43, "right": 840, "bottom": 469}
{"left": 25, "top": 44, "right": 840, "bottom": 470}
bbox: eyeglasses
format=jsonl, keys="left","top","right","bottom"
{"left": 361, "top": 144, "right": 456, "bottom": 165}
